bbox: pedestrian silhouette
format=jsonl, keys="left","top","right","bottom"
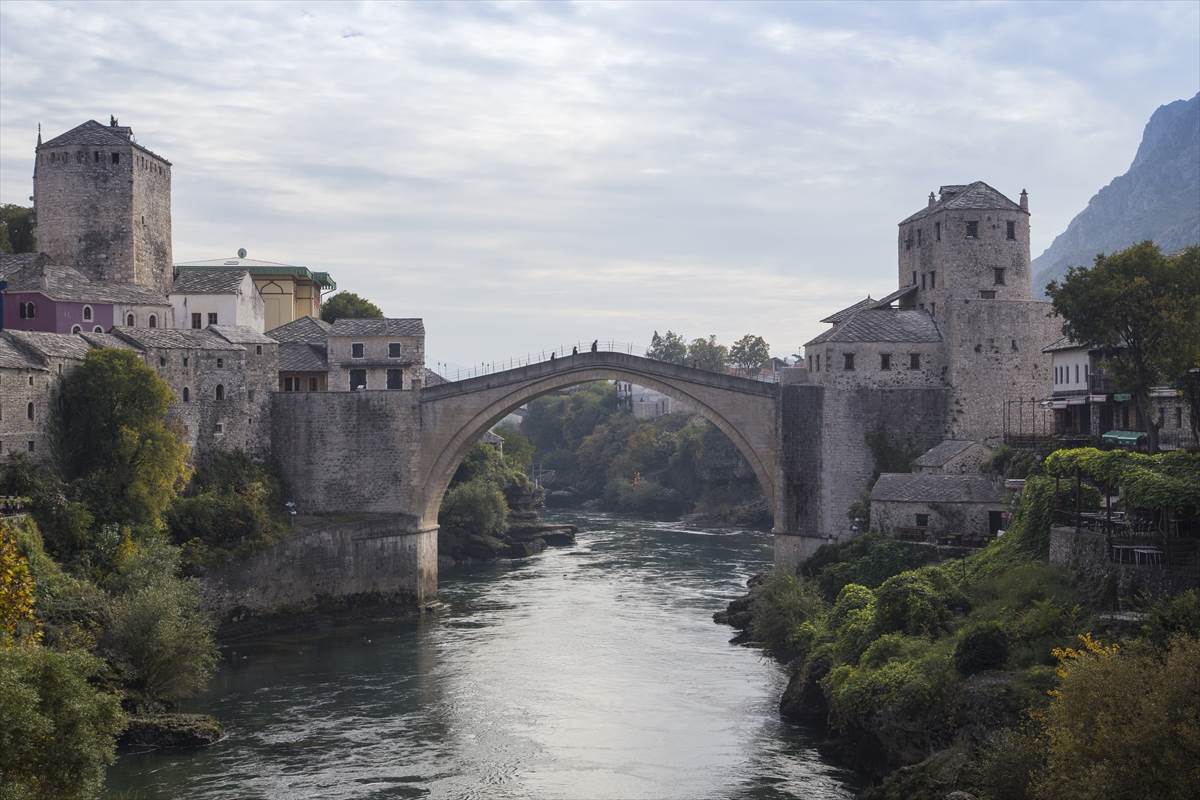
{"left": 591, "top": 340, "right": 598, "bottom": 352}
{"left": 572, "top": 346, "right": 578, "bottom": 356}
{"left": 550, "top": 352, "right": 556, "bottom": 362}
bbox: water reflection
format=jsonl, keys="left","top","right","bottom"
{"left": 105, "top": 513, "right": 858, "bottom": 799}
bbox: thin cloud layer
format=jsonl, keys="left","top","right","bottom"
{"left": 2, "top": 0, "right": 1197, "bottom": 367}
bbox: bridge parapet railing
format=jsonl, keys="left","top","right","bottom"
{"left": 428, "top": 341, "right": 780, "bottom": 384}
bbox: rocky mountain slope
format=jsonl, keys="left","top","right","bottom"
{"left": 1032, "top": 93, "right": 1199, "bottom": 295}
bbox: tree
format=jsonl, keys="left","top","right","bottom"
{"left": 729, "top": 334, "right": 771, "bottom": 376}
{"left": 1047, "top": 243, "right": 1200, "bottom": 451}
{"left": 687, "top": 335, "right": 728, "bottom": 372}
{"left": 646, "top": 330, "right": 688, "bottom": 364}
{"left": 0, "top": 645, "right": 125, "bottom": 800}
{"left": 0, "top": 520, "right": 38, "bottom": 643}
{"left": 1034, "top": 633, "right": 1200, "bottom": 800}
{"left": 56, "top": 349, "right": 190, "bottom": 529}
{"left": 320, "top": 291, "right": 384, "bottom": 323}
{"left": 0, "top": 204, "right": 36, "bottom": 254}
{"left": 495, "top": 424, "right": 535, "bottom": 471}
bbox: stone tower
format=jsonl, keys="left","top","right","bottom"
{"left": 895, "top": 182, "right": 1031, "bottom": 321}
{"left": 33, "top": 118, "right": 172, "bottom": 293}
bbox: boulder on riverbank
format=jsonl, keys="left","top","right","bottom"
{"left": 438, "top": 522, "right": 577, "bottom": 568}
{"left": 119, "top": 713, "right": 223, "bottom": 751}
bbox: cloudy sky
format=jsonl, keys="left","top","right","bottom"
{"left": 2, "top": 1, "right": 1197, "bottom": 369}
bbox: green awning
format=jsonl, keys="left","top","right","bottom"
{"left": 1102, "top": 430, "right": 1145, "bottom": 445}
{"left": 1113, "top": 392, "right": 1132, "bottom": 402}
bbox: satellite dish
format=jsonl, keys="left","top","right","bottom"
{"left": 237, "top": 248, "right": 247, "bottom": 258}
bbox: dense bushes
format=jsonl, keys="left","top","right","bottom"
{"left": 954, "top": 622, "right": 1009, "bottom": 675}
{"left": 440, "top": 480, "right": 509, "bottom": 537}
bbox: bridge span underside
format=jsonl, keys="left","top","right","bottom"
{"left": 269, "top": 352, "right": 883, "bottom": 607}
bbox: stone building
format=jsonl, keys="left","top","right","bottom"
{"left": 0, "top": 330, "right": 95, "bottom": 462}
{"left": 170, "top": 269, "right": 265, "bottom": 332}
{"left": 1, "top": 253, "right": 170, "bottom": 333}
{"left": 870, "top": 472, "right": 1006, "bottom": 545}
{"left": 33, "top": 118, "right": 173, "bottom": 293}
{"left": 175, "top": 253, "right": 336, "bottom": 331}
{"left": 111, "top": 326, "right": 276, "bottom": 458}
{"left": 326, "top": 318, "right": 425, "bottom": 392}
{"left": 266, "top": 316, "right": 331, "bottom": 391}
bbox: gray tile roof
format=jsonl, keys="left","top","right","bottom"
{"left": 0, "top": 253, "right": 44, "bottom": 279}
{"left": 899, "top": 181, "right": 1025, "bottom": 225}
{"left": 113, "top": 327, "right": 242, "bottom": 351}
{"left": 1042, "top": 335, "right": 1085, "bottom": 353}
{"left": 170, "top": 269, "right": 250, "bottom": 295}
{"left": 820, "top": 296, "right": 875, "bottom": 324}
{"left": 423, "top": 368, "right": 448, "bottom": 387}
{"left": 209, "top": 325, "right": 277, "bottom": 345}
{"left": 4, "top": 261, "right": 168, "bottom": 306}
{"left": 267, "top": 316, "right": 332, "bottom": 344}
{"left": 871, "top": 473, "right": 1004, "bottom": 504}
{"left": 278, "top": 342, "right": 328, "bottom": 372}
{"left": 40, "top": 120, "right": 170, "bottom": 164}
{"left": 78, "top": 331, "right": 142, "bottom": 351}
{"left": 872, "top": 284, "right": 917, "bottom": 308}
{"left": 913, "top": 440, "right": 980, "bottom": 468}
{"left": 806, "top": 309, "right": 942, "bottom": 346}
{"left": 3, "top": 329, "right": 94, "bottom": 361}
{"left": 330, "top": 318, "right": 424, "bottom": 337}
{"left": 0, "top": 334, "right": 48, "bottom": 371}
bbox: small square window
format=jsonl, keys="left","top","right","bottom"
{"left": 980, "top": 290, "right": 997, "bottom": 299}
{"left": 111, "top": 152, "right": 120, "bottom": 164}
{"left": 284, "top": 377, "right": 296, "bottom": 392}
{"left": 965, "top": 221, "right": 979, "bottom": 238}
{"left": 28, "top": 440, "right": 35, "bottom": 453}
{"left": 880, "top": 353, "right": 891, "bottom": 371}
{"left": 217, "top": 358, "right": 224, "bottom": 368}
{"left": 214, "top": 423, "right": 224, "bottom": 436}
{"left": 309, "top": 377, "right": 319, "bottom": 392}
{"left": 1006, "top": 221, "right": 1016, "bottom": 240}
{"left": 248, "top": 390, "right": 255, "bottom": 402}
{"left": 994, "top": 268, "right": 1006, "bottom": 285}
{"left": 207, "top": 312, "right": 218, "bottom": 326}
{"left": 183, "top": 356, "right": 189, "bottom": 367}
{"left": 387, "top": 369, "right": 404, "bottom": 390}
{"left": 350, "top": 368, "right": 367, "bottom": 390}
{"left": 843, "top": 353, "right": 855, "bottom": 371}
{"left": 352, "top": 343, "right": 365, "bottom": 359}
{"left": 916, "top": 513, "right": 929, "bottom": 527}
{"left": 255, "top": 345, "right": 263, "bottom": 355}
{"left": 191, "top": 312, "right": 202, "bottom": 329}
{"left": 909, "top": 353, "right": 921, "bottom": 370}
{"left": 388, "top": 343, "right": 403, "bottom": 358}
{"left": 159, "top": 356, "right": 166, "bottom": 367}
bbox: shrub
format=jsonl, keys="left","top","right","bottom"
{"left": 439, "top": 479, "right": 508, "bottom": 537}
{"left": 874, "top": 570, "right": 954, "bottom": 637}
{"left": 100, "top": 571, "right": 218, "bottom": 707}
{"left": 1142, "top": 589, "right": 1200, "bottom": 651}
{"left": 0, "top": 644, "right": 125, "bottom": 800}
{"left": 750, "top": 570, "right": 827, "bottom": 659}
{"left": 974, "top": 724, "right": 1047, "bottom": 800}
{"left": 828, "top": 583, "right": 879, "bottom": 663}
{"left": 803, "top": 533, "right": 935, "bottom": 601}
{"left": 954, "top": 622, "right": 1009, "bottom": 675}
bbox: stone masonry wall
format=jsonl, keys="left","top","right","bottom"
{"left": 129, "top": 149, "right": 172, "bottom": 294}
{"left": 807, "top": 339, "right": 946, "bottom": 391}
{"left": 0, "top": 365, "right": 52, "bottom": 462}
{"left": 145, "top": 345, "right": 256, "bottom": 458}
{"left": 271, "top": 390, "right": 424, "bottom": 516}
{"left": 327, "top": 334, "right": 424, "bottom": 392}
{"left": 200, "top": 515, "right": 437, "bottom": 617}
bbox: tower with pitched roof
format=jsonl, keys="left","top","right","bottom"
{"left": 33, "top": 118, "right": 173, "bottom": 293}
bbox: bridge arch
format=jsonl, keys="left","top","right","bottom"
{"left": 418, "top": 352, "right": 781, "bottom": 532}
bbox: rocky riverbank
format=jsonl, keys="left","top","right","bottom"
{"left": 118, "top": 713, "right": 224, "bottom": 752}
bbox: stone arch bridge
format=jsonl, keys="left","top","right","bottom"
{"left": 261, "top": 351, "right": 916, "bottom": 610}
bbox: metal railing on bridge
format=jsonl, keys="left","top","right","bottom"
{"left": 429, "top": 341, "right": 780, "bottom": 384}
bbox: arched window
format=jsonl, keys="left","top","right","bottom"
{"left": 182, "top": 387, "right": 190, "bottom": 402}
{"left": 126, "top": 313, "right": 135, "bottom": 326}
{"left": 93, "top": 326, "right": 103, "bottom": 333}
{"left": 71, "top": 325, "right": 81, "bottom": 334}
{"left": 215, "top": 384, "right": 225, "bottom": 401}
{"left": 27, "top": 403, "right": 34, "bottom": 421}
{"left": 82, "top": 305, "right": 93, "bottom": 321}
{"left": 148, "top": 314, "right": 157, "bottom": 328}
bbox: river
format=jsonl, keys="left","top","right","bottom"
{"left": 104, "top": 513, "right": 859, "bottom": 800}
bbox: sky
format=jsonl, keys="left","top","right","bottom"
{"left": 2, "top": 0, "right": 1198, "bottom": 370}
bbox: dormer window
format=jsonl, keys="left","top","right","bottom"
{"left": 966, "top": 221, "right": 979, "bottom": 239}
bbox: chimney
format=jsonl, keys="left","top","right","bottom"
{"left": 928, "top": 192, "right": 936, "bottom": 207}
{"left": 1019, "top": 189, "right": 1028, "bottom": 211}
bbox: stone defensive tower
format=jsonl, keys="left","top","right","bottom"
{"left": 896, "top": 182, "right": 1032, "bottom": 319}
{"left": 33, "top": 118, "right": 172, "bottom": 293}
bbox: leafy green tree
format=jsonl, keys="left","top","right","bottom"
{"left": 495, "top": 425, "right": 535, "bottom": 471}
{"left": 646, "top": 330, "right": 688, "bottom": 364}
{"left": 1047, "top": 243, "right": 1200, "bottom": 451}
{"left": 0, "top": 644, "right": 125, "bottom": 800}
{"left": 687, "top": 335, "right": 728, "bottom": 372}
{"left": 56, "top": 349, "right": 190, "bottom": 529}
{"left": 0, "top": 204, "right": 36, "bottom": 254}
{"left": 320, "top": 291, "right": 384, "bottom": 323}
{"left": 729, "top": 334, "right": 770, "bottom": 376}
{"left": 439, "top": 479, "right": 509, "bottom": 536}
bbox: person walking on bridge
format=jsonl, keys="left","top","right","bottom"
{"left": 591, "top": 340, "right": 598, "bottom": 353}
{"left": 572, "top": 346, "right": 578, "bottom": 356}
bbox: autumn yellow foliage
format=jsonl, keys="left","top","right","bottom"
{"left": 0, "top": 518, "right": 40, "bottom": 643}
